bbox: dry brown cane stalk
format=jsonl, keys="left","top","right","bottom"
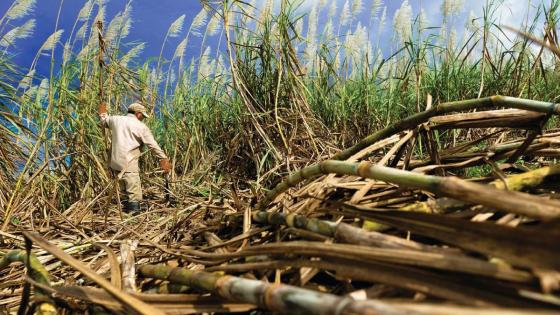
{"left": 259, "top": 160, "right": 560, "bottom": 220}
{"left": 332, "top": 96, "right": 560, "bottom": 161}
{"left": 138, "top": 264, "right": 416, "bottom": 315}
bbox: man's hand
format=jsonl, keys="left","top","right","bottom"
{"left": 99, "top": 102, "right": 108, "bottom": 114}
{"left": 160, "top": 158, "right": 171, "bottom": 174}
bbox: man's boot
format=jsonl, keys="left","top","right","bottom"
{"left": 124, "top": 201, "right": 140, "bottom": 213}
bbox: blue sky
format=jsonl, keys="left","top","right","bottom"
{"left": 0, "top": 0, "right": 544, "bottom": 78}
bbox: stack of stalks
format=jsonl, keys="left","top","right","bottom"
{"left": 1, "top": 96, "right": 560, "bottom": 314}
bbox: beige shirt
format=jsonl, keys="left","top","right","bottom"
{"left": 100, "top": 113, "right": 167, "bottom": 172}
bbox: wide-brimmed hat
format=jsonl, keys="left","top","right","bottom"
{"left": 127, "top": 102, "right": 150, "bottom": 118}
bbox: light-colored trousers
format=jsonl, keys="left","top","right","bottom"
{"left": 118, "top": 172, "right": 143, "bottom": 202}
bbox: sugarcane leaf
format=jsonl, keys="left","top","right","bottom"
{"left": 23, "top": 232, "right": 166, "bottom": 315}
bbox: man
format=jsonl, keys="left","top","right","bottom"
{"left": 99, "top": 102, "right": 171, "bottom": 212}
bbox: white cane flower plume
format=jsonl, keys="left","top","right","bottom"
{"left": 62, "top": 42, "right": 71, "bottom": 65}
{"left": 340, "top": 1, "right": 351, "bottom": 27}
{"left": 190, "top": 9, "right": 208, "bottom": 37}
{"left": 465, "top": 10, "right": 479, "bottom": 33}
{"left": 371, "top": 0, "right": 383, "bottom": 21}
{"left": 375, "top": 48, "right": 383, "bottom": 63}
{"left": 449, "top": 27, "right": 457, "bottom": 48}
{"left": 319, "top": 0, "right": 328, "bottom": 9}
{"left": 77, "top": 42, "right": 92, "bottom": 61}
{"left": 379, "top": 6, "right": 386, "bottom": 29}
{"left": 207, "top": 13, "right": 222, "bottom": 36}
{"left": 441, "top": 0, "right": 464, "bottom": 19}
{"left": 119, "top": 3, "right": 132, "bottom": 37}
{"left": 304, "top": 42, "right": 317, "bottom": 72}
{"left": 351, "top": 0, "right": 363, "bottom": 16}
{"left": 78, "top": 0, "right": 93, "bottom": 22}
{"left": 23, "top": 85, "right": 37, "bottom": 101}
{"left": 214, "top": 54, "right": 227, "bottom": 82}
{"left": 355, "top": 23, "right": 368, "bottom": 54}
{"left": 419, "top": 8, "right": 428, "bottom": 30}
{"left": 38, "top": 78, "right": 49, "bottom": 102}
{"left": 76, "top": 23, "right": 88, "bottom": 39}
{"left": 307, "top": 5, "right": 318, "bottom": 42}
{"left": 305, "top": 6, "right": 320, "bottom": 69}
{"left": 270, "top": 21, "right": 279, "bottom": 37}
{"left": 121, "top": 43, "right": 145, "bottom": 67}
{"left": 120, "top": 15, "right": 132, "bottom": 39}
{"left": 294, "top": 18, "right": 304, "bottom": 36}
{"left": 105, "top": 7, "right": 132, "bottom": 45}
{"left": 39, "top": 29, "right": 64, "bottom": 52}
{"left": 323, "top": 19, "right": 333, "bottom": 40}
{"left": 438, "top": 25, "right": 447, "bottom": 45}
{"left": 169, "top": 68, "right": 176, "bottom": 84}
{"left": 94, "top": 3, "right": 105, "bottom": 25}
{"left": 334, "top": 50, "right": 341, "bottom": 71}
{"left": 333, "top": 38, "right": 341, "bottom": 70}
{"left": 18, "top": 69, "right": 35, "bottom": 90}
{"left": 350, "top": 25, "right": 360, "bottom": 56}
{"left": 258, "top": 0, "right": 273, "bottom": 24}
{"left": 168, "top": 14, "right": 186, "bottom": 38}
{"left": 367, "top": 40, "right": 373, "bottom": 61}
{"left": 198, "top": 46, "right": 212, "bottom": 80}
{"left": 208, "top": 59, "right": 217, "bottom": 77}
{"left": 0, "top": 19, "right": 35, "bottom": 47}
{"left": 346, "top": 22, "right": 368, "bottom": 58}
{"left": 148, "top": 68, "right": 160, "bottom": 87}
{"left": 343, "top": 29, "right": 351, "bottom": 50}
{"left": 5, "top": 0, "right": 36, "bottom": 20}
{"left": 393, "top": 0, "right": 412, "bottom": 43}
{"left": 343, "top": 29, "right": 352, "bottom": 65}
{"left": 173, "top": 37, "right": 187, "bottom": 59}
{"left": 328, "top": 1, "right": 337, "bottom": 20}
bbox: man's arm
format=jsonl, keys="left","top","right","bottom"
{"left": 98, "top": 102, "right": 110, "bottom": 127}
{"left": 141, "top": 126, "right": 171, "bottom": 173}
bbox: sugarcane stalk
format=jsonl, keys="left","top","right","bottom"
{"left": 427, "top": 109, "right": 545, "bottom": 130}
{"left": 332, "top": 95, "right": 560, "bottom": 161}
{"left": 402, "top": 164, "right": 560, "bottom": 213}
{"left": 137, "top": 264, "right": 415, "bottom": 315}
{"left": 204, "top": 258, "right": 531, "bottom": 307}
{"left": 258, "top": 160, "right": 560, "bottom": 220}
{"left": 252, "top": 211, "right": 434, "bottom": 251}
{"left": 140, "top": 234, "right": 531, "bottom": 282}
{"left": 237, "top": 241, "right": 531, "bottom": 281}
{"left": 0, "top": 250, "right": 57, "bottom": 315}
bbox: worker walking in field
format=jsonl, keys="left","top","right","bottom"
{"left": 99, "top": 102, "right": 171, "bottom": 212}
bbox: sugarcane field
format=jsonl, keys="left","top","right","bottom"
{"left": 2, "top": 0, "right": 560, "bottom": 314}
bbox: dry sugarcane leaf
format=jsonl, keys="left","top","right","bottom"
{"left": 120, "top": 240, "right": 139, "bottom": 293}
{"left": 23, "top": 232, "right": 166, "bottom": 315}
{"left": 234, "top": 241, "right": 533, "bottom": 282}
{"left": 94, "top": 243, "right": 122, "bottom": 290}
{"left": 41, "top": 285, "right": 255, "bottom": 314}
{"left": 438, "top": 129, "right": 505, "bottom": 157}
{"left": 388, "top": 302, "right": 560, "bottom": 315}
{"left": 345, "top": 210, "right": 560, "bottom": 271}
